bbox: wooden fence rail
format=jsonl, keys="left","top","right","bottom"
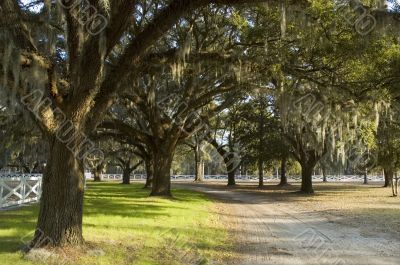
{"left": 96, "top": 174, "right": 385, "bottom": 182}
{"left": 0, "top": 174, "right": 42, "bottom": 209}
{"left": 1, "top": 173, "right": 385, "bottom": 209}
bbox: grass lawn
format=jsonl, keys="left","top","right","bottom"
{"left": 0, "top": 182, "right": 232, "bottom": 265}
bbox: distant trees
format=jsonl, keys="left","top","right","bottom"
{"left": 377, "top": 108, "right": 400, "bottom": 188}
{"left": 233, "top": 93, "right": 291, "bottom": 187}
{"left": 209, "top": 107, "right": 245, "bottom": 186}
{"left": 223, "top": 1, "right": 400, "bottom": 193}
{"left": 102, "top": 68, "right": 241, "bottom": 195}
{"left": 185, "top": 134, "right": 206, "bottom": 182}
{"left": 114, "top": 152, "right": 143, "bottom": 185}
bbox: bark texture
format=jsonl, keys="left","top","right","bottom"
{"left": 227, "top": 173, "right": 236, "bottom": 186}
{"left": 384, "top": 168, "right": 394, "bottom": 188}
{"left": 299, "top": 151, "right": 320, "bottom": 194}
{"left": 301, "top": 163, "right": 314, "bottom": 194}
{"left": 195, "top": 160, "right": 205, "bottom": 182}
{"left": 150, "top": 145, "right": 174, "bottom": 196}
{"left": 32, "top": 140, "right": 85, "bottom": 247}
{"left": 144, "top": 158, "right": 154, "bottom": 188}
{"left": 122, "top": 168, "right": 132, "bottom": 185}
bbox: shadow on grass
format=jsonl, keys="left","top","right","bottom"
{"left": 0, "top": 206, "right": 38, "bottom": 253}
{"left": 0, "top": 182, "right": 212, "bottom": 255}
{"left": 174, "top": 182, "right": 394, "bottom": 205}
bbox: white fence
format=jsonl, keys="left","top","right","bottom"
{"left": 0, "top": 174, "right": 42, "bottom": 209}
{"left": 97, "top": 174, "right": 147, "bottom": 180}
{"left": 92, "top": 174, "right": 385, "bottom": 182}
{"left": 170, "top": 174, "right": 384, "bottom": 182}
{"left": 0, "top": 173, "right": 385, "bottom": 209}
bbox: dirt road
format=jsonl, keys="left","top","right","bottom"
{"left": 175, "top": 183, "right": 400, "bottom": 265}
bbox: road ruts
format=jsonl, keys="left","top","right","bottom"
{"left": 175, "top": 183, "right": 400, "bottom": 265}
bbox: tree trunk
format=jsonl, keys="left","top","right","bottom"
{"left": 226, "top": 153, "right": 237, "bottom": 186}
{"left": 279, "top": 157, "right": 288, "bottom": 186}
{"left": 144, "top": 158, "right": 154, "bottom": 188}
{"left": 258, "top": 159, "right": 264, "bottom": 188}
{"left": 322, "top": 166, "right": 327, "bottom": 182}
{"left": 93, "top": 170, "right": 101, "bottom": 182}
{"left": 297, "top": 149, "right": 321, "bottom": 194}
{"left": 392, "top": 172, "right": 398, "bottom": 197}
{"left": 301, "top": 163, "right": 314, "bottom": 194}
{"left": 194, "top": 145, "right": 204, "bottom": 182}
{"left": 257, "top": 107, "right": 264, "bottom": 188}
{"left": 150, "top": 146, "right": 174, "bottom": 196}
{"left": 122, "top": 168, "right": 131, "bottom": 185}
{"left": 209, "top": 139, "right": 238, "bottom": 186}
{"left": 364, "top": 170, "right": 368, "bottom": 185}
{"left": 31, "top": 140, "right": 84, "bottom": 248}
{"left": 93, "top": 162, "right": 105, "bottom": 182}
{"left": 227, "top": 171, "right": 236, "bottom": 186}
{"left": 195, "top": 160, "right": 204, "bottom": 182}
{"left": 384, "top": 168, "right": 394, "bottom": 187}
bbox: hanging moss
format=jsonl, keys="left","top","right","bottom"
{"left": 281, "top": 2, "right": 287, "bottom": 38}
{"left": 171, "top": 28, "right": 193, "bottom": 81}
{"left": 100, "top": 0, "right": 111, "bottom": 14}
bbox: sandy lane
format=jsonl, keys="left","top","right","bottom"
{"left": 175, "top": 183, "right": 400, "bottom": 265}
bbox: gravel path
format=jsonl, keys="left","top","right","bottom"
{"left": 175, "top": 183, "right": 400, "bottom": 265}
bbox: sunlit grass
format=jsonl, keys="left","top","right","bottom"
{"left": 0, "top": 182, "right": 232, "bottom": 265}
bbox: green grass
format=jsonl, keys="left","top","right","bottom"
{"left": 0, "top": 182, "right": 231, "bottom": 265}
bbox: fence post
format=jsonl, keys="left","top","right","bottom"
{"left": 38, "top": 176, "right": 42, "bottom": 199}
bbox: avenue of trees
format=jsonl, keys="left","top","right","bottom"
{"left": 1, "top": 0, "right": 400, "bottom": 249}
